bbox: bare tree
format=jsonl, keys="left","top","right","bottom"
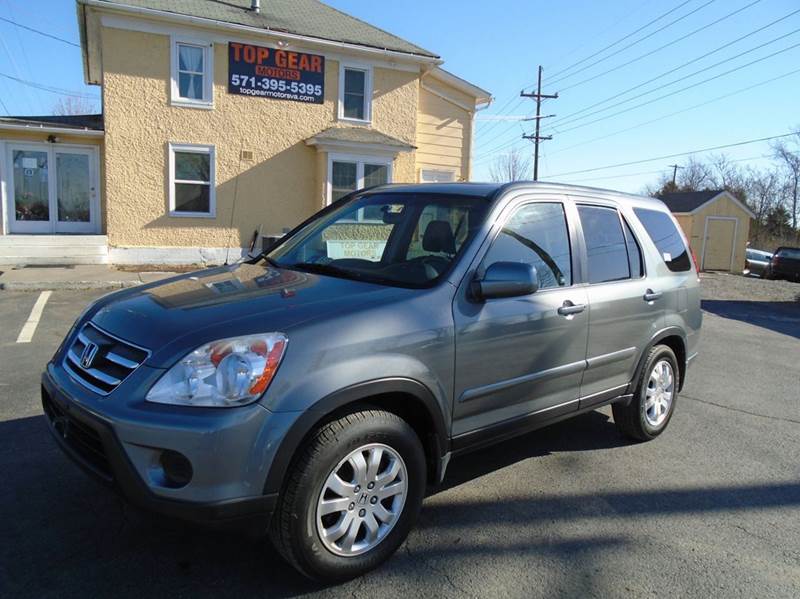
{"left": 489, "top": 147, "right": 532, "bottom": 182}
{"left": 708, "top": 153, "right": 747, "bottom": 199}
{"left": 52, "top": 96, "right": 99, "bottom": 116}
{"left": 645, "top": 155, "right": 714, "bottom": 197}
{"left": 677, "top": 156, "right": 714, "bottom": 191}
{"left": 772, "top": 131, "right": 800, "bottom": 231}
{"left": 745, "top": 167, "right": 780, "bottom": 224}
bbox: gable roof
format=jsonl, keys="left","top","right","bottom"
{"left": 659, "top": 190, "right": 723, "bottom": 213}
{"left": 307, "top": 126, "right": 414, "bottom": 149}
{"left": 660, "top": 189, "right": 755, "bottom": 219}
{"left": 81, "top": 0, "right": 438, "bottom": 58}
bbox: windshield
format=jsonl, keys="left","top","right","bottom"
{"left": 268, "top": 192, "right": 491, "bottom": 287}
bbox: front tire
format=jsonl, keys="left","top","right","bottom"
{"left": 270, "top": 409, "right": 426, "bottom": 582}
{"left": 613, "top": 345, "right": 680, "bottom": 441}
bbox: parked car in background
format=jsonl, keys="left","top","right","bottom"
{"left": 42, "top": 182, "right": 702, "bottom": 582}
{"left": 765, "top": 246, "right": 800, "bottom": 282}
{"left": 744, "top": 248, "right": 772, "bottom": 278}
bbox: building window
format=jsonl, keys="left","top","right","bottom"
{"left": 169, "top": 144, "right": 215, "bottom": 217}
{"left": 171, "top": 38, "right": 213, "bottom": 107}
{"left": 328, "top": 155, "right": 391, "bottom": 220}
{"left": 338, "top": 64, "right": 372, "bottom": 122}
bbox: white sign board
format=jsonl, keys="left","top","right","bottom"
{"left": 326, "top": 240, "right": 386, "bottom": 262}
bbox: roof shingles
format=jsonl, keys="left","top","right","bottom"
{"left": 87, "top": 0, "right": 438, "bottom": 58}
{"left": 659, "top": 190, "right": 724, "bottom": 213}
{"left": 0, "top": 114, "right": 104, "bottom": 131}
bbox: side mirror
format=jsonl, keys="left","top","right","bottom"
{"left": 471, "top": 261, "right": 538, "bottom": 301}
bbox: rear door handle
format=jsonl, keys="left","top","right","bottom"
{"left": 643, "top": 289, "right": 663, "bottom": 302}
{"left": 557, "top": 301, "right": 586, "bottom": 316}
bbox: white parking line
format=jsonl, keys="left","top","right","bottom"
{"left": 16, "top": 291, "right": 52, "bottom": 344}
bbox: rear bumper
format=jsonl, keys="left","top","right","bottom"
{"left": 41, "top": 371, "right": 277, "bottom": 529}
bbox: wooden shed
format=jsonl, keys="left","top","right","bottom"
{"left": 660, "top": 190, "right": 755, "bottom": 272}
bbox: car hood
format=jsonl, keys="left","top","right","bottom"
{"left": 89, "top": 262, "right": 404, "bottom": 367}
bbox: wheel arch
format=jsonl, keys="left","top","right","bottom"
{"left": 262, "top": 377, "right": 449, "bottom": 497}
{"left": 632, "top": 328, "right": 688, "bottom": 393}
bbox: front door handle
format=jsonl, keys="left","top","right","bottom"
{"left": 557, "top": 301, "right": 586, "bottom": 316}
{"left": 643, "top": 289, "right": 663, "bottom": 302}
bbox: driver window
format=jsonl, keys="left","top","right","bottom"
{"left": 482, "top": 202, "right": 572, "bottom": 289}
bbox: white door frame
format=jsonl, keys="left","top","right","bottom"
{"left": 700, "top": 216, "right": 738, "bottom": 271}
{"left": 1, "top": 141, "right": 101, "bottom": 235}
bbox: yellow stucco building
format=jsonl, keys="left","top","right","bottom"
{"left": 0, "top": 0, "right": 490, "bottom": 265}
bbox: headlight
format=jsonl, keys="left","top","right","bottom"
{"left": 146, "top": 333, "right": 287, "bottom": 407}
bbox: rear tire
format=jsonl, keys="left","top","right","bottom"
{"left": 269, "top": 409, "right": 426, "bottom": 582}
{"left": 613, "top": 345, "right": 680, "bottom": 441}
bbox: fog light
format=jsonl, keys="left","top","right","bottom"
{"left": 159, "top": 450, "right": 193, "bottom": 488}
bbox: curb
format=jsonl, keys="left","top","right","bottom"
{"left": 0, "top": 280, "right": 143, "bottom": 292}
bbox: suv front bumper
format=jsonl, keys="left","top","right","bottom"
{"left": 41, "top": 367, "right": 278, "bottom": 529}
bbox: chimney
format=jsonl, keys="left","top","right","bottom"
{"left": 251, "top": 0, "right": 260, "bottom": 13}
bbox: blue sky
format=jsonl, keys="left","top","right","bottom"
{"left": 1, "top": 0, "right": 799, "bottom": 193}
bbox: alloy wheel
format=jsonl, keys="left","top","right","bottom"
{"left": 644, "top": 359, "right": 674, "bottom": 427}
{"left": 316, "top": 443, "right": 408, "bottom": 557}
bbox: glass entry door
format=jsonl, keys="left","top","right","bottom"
{"left": 7, "top": 144, "right": 99, "bottom": 234}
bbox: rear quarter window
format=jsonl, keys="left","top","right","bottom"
{"left": 633, "top": 208, "right": 692, "bottom": 272}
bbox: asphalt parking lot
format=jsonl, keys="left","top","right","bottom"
{"left": 1, "top": 283, "right": 799, "bottom": 598}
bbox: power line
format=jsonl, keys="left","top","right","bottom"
{"left": 553, "top": 39, "right": 800, "bottom": 136}
{"left": 558, "top": 153, "right": 769, "bottom": 184}
{"left": 478, "top": 0, "right": 672, "bottom": 141}
{"left": 545, "top": 0, "right": 719, "bottom": 88}
{"left": 0, "top": 72, "right": 99, "bottom": 100}
{"left": 546, "top": 7, "right": 800, "bottom": 129}
{"left": 549, "top": 65, "right": 800, "bottom": 157}
{"left": 0, "top": 94, "right": 9, "bottom": 115}
{"left": 557, "top": 28, "right": 800, "bottom": 132}
{"left": 543, "top": 0, "right": 696, "bottom": 85}
{"left": 478, "top": 0, "right": 777, "bottom": 159}
{"left": 555, "top": 0, "right": 764, "bottom": 95}
{"left": 545, "top": 133, "right": 796, "bottom": 179}
{"left": 0, "top": 25, "right": 37, "bottom": 112}
{"left": 544, "top": 0, "right": 659, "bottom": 74}
{"left": 0, "top": 15, "right": 80, "bottom": 47}
{"left": 3, "top": 2, "right": 44, "bottom": 113}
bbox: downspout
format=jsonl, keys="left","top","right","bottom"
{"left": 469, "top": 97, "right": 492, "bottom": 182}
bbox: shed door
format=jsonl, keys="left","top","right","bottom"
{"left": 702, "top": 217, "right": 736, "bottom": 271}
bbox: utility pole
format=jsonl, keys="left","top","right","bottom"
{"left": 668, "top": 163, "right": 684, "bottom": 186}
{"left": 521, "top": 65, "right": 558, "bottom": 181}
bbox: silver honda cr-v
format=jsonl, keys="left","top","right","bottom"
{"left": 42, "top": 182, "right": 701, "bottom": 581}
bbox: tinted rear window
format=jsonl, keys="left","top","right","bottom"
{"left": 776, "top": 248, "right": 800, "bottom": 260}
{"left": 578, "top": 205, "right": 630, "bottom": 284}
{"left": 633, "top": 208, "right": 692, "bottom": 272}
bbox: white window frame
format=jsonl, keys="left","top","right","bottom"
{"left": 170, "top": 36, "right": 214, "bottom": 108}
{"left": 338, "top": 63, "right": 373, "bottom": 124}
{"left": 168, "top": 143, "right": 216, "bottom": 218}
{"left": 327, "top": 152, "right": 392, "bottom": 220}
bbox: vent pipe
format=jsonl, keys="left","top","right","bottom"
{"left": 251, "top": 0, "right": 260, "bottom": 13}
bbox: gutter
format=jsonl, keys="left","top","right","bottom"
{"left": 78, "top": 0, "right": 443, "bottom": 66}
{"left": 0, "top": 122, "right": 104, "bottom": 137}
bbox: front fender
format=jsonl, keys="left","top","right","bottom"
{"left": 261, "top": 377, "right": 449, "bottom": 495}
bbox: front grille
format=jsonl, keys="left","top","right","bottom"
{"left": 63, "top": 322, "right": 149, "bottom": 395}
{"left": 42, "top": 390, "right": 112, "bottom": 481}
